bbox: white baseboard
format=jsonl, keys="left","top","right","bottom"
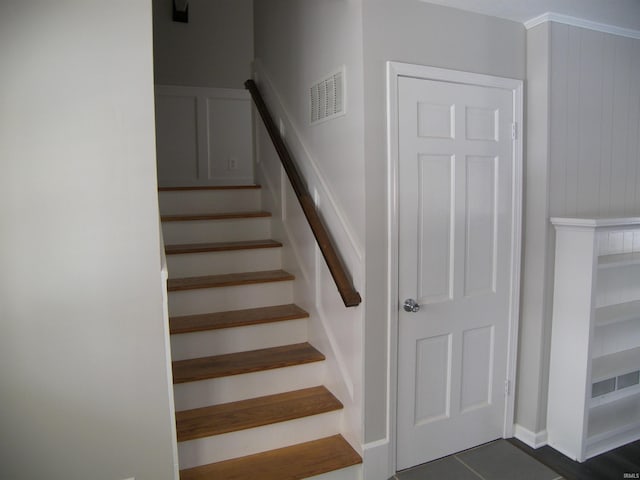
{"left": 514, "top": 424, "right": 548, "bottom": 449}
{"left": 363, "top": 438, "right": 392, "bottom": 480}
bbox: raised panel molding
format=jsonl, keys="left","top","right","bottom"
{"left": 417, "top": 103, "right": 455, "bottom": 139}
{"left": 155, "top": 85, "right": 253, "bottom": 187}
{"left": 465, "top": 107, "right": 498, "bottom": 142}
{"left": 418, "top": 154, "right": 454, "bottom": 303}
{"left": 464, "top": 156, "right": 498, "bottom": 297}
{"left": 460, "top": 326, "right": 494, "bottom": 413}
{"left": 414, "top": 335, "right": 452, "bottom": 425}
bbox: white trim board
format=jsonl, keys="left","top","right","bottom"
{"left": 363, "top": 438, "right": 391, "bottom": 480}
{"left": 514, "top": 424, "right": 549, "bottom": 449}
{"left": 525, "top": 12, "right": 640, "bottom": 40}
{"left": 386, "top": 61, "right": 523, "bottom": 473}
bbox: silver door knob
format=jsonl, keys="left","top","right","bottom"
{"left": 403, "top": 298, "right": 420, "bottom": 312}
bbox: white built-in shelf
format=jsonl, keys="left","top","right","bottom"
{"left": 598, "top": 252, "right": 640, "bottom": 269}
{"left": 595, "top": 300, "right": 640, "bottom": 327}
{"left": 548, "top": 217, "right": 640, "bottom": 462}
{"left": 587, "top": 392, "right": 640, "bottom": 446}
{"left": 591, "top": 347, "right": 640, "bottom": 382}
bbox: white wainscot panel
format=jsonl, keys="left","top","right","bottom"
{"left": 207, "top": 96, "right": 253, "bottom": 182}
{"left": 155, "top": 85, "right": 253, "bottom": 187}
{"left": 155, "top": 95, "right": 198, "bottom": 182}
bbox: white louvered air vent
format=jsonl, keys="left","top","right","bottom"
{"left": 310, "top": 67, "right": 345, "bottom": 125}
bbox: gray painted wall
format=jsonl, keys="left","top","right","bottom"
{"left": 0, "top": 1, "right": 176, "bottom": 478}
{"left": 519, "top": 22, "right": 553, "bottom": 436}
{"left": 361, "top": 0, "right": 526, "bottom": 444}
{"left": 153, "top": 0, "right": 253, "bottom": 88}
{"left": 253, "top": 0, "right": 366, "bottom": 243}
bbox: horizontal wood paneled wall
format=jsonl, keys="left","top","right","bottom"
{"left": 549, "top": 24, "right": 640, "bottom": 218}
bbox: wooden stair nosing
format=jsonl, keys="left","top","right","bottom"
{"left": 161, "top": 211, "right": 271, "bottom": 222}
{"left": 158, "top": 185, "right": 261, "bottom": 191}
{"left": 167, "top": 269, "right": 294, "bottom": 292}
{"left": 165, "top": 239, "right": 282, "bottom": 255}
{"left": 179, "top": 434, "right": 362, "bottom": 480}
{"left": 170, "top": 304, "right": 309, "bottom": 335}
{"left": 176, "top": 386, "right": 342, "bottom": 442}
{"left": 172, "top": 342, "right": 325, "bottom": 384}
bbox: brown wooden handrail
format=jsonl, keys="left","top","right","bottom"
{"left": 245, "top": 79, "right": 362, "bottom": 307}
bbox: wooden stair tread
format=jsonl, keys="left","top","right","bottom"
{"left": 167, "top": 270, "right": 294, "bottom": 292}
{"left": 170, "top": 304, "right": 309, "bottom": 335}
{"left": 176, "top": 386, "right": 342, "bottom": 441}
{"left": 179, "top": 434, "right": 362, "bottom": 480}
{"left": 159, "top": 185, "right": 261, "bottom": 191}
{"left": 165, "top": 239, "right": 282, "bottom": 255}
{"left": 161, "top": 211, "right": 271, "bottom": 222}
{"left": 173, "top": 343, "right": 325, "bottom": 384}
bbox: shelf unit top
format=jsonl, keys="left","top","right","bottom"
{"left": 551, "top": 217, "right": 640, "bottom": 228}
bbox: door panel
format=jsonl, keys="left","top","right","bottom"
{"left": 414, "top": 334, "right": 452, "bottom": 425}
{"left": 397, "top": 76, "right": 515, "bottom": 469}
{"left": 417, "top": 154, "right": 454, "bottom": 304}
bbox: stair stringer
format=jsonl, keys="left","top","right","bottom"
{"left": 254, "top": 113, "right": 364, "bottom": 459}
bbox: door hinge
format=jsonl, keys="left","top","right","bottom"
{"left": 511, "top": 122, "right": 518, "bottom": 140}
{"left": 504, "top": 379, "right": 511, "bottom": 396}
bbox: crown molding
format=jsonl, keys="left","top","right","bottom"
{"left": 525, "top": 12, "right": 640, "bottom": 40}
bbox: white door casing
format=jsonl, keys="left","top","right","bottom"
{"left": 387, "top": 63, "right": 522, "bottom": 471}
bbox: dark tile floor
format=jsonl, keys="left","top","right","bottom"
{"left": 392, "top": 440, "right": 564, "bottom": 480}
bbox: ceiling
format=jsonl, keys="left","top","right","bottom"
{"left": 420, "top": 0, "right": 640, "bottom": 31}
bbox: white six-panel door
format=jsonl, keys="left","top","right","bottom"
{"left": 395, "top": 74, "right": 519, "bottom": 470}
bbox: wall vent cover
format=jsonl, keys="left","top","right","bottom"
{"left": 310, "top": 67, "right": 345, "bottom": 125}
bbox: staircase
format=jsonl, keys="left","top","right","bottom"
{"left": 159, "top": 185, "right": 362, "bottom": 479}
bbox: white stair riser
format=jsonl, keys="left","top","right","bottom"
{"left": 167, "top": 248, "right": 281, "bottom": 278}
{"left": 178, "top": 410, "right": 343, "bottom": 468}
{"left": 173, "top": 362, "right": 326, "bottom": 410}
{"left": 158, "top": 189, "right": 261, "bottom": 215}
{"left": 170, "top": 319, "right": 308, "bottom": 361}
{"left": 162, "top": 217, "right": 271, "bottom": 244}
{"left": 168, "top": 281, "right": 293, "bottom": 316}
{"left": 308, "top": 465, "right": 363, "bottom": 480}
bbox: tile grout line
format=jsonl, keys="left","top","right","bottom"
{"left": 453, "top": 455, "right": 488, "bottom": 480}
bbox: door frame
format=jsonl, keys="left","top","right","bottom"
{"left": 386, "top": 61, "right": 523, "bottom": 472}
